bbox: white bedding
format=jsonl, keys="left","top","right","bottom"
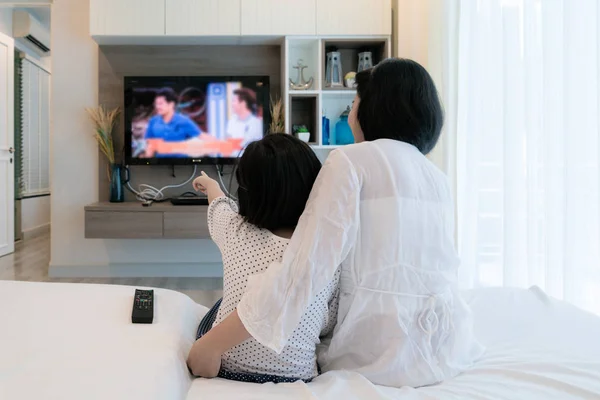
{"left": 2, "top": 280, "right": 600, "bottom": 400}
{"left": 0, "top": 281, "right": 203, "bottom": 400}
{"left": 188, "top": 287, "right": 600, "bottom": 400}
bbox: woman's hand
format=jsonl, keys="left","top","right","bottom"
{"left": 187, "top": 337, "right": 222, "bottom": 378}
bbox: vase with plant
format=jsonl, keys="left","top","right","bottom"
{"left": 268, "top": 96, "right": 285, "bottom": 134}
{"left": 293, "top": 125, "right": 311, "bottom": 143}
{"left": 86, "top": 106, "right": 123, "bottom": 202}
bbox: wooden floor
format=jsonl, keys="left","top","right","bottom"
{"left": 0, "top": 233, "right": 222, "bottom": 307}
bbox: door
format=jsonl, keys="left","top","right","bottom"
{"left": 166, "top": 0, "right": 241, "bottom": 36}
{"left": 316, "top": 0, "right": 392, "bottom": 36}
{"left": 90, "top": 0, "right": 166, "bottom": 36}
{"left": 0, "top": 32, "right": 15, "bottom": 257}
{"left": 241, "top": 0, "right": 316, "bottom": 36}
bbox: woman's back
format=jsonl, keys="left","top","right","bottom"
{"left": 318, "top": 139, "right": 484, "bottom": 387}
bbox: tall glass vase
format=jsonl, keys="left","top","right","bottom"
{"left": 109, "top": 163, "right": 124, "bottom": 203}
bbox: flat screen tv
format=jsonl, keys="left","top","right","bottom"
{"left": 124, "top": 76, "right": 270, "bottom": 165}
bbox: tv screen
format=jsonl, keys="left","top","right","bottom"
{"left": 124, "top": 76, "right": 270, "bottom": 165}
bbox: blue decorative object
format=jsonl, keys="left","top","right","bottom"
{"left": 335, "top": 106, "right": 354, "bottom": 145}
{"left": 109, "top": 163, "right": 124, "bottom": 203}
{"left": 322, "top": 114, "right": 330, "bottom": 146}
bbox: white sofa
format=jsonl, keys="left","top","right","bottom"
{"left": 1, "top": 281, "right": 600, "bottom": 400}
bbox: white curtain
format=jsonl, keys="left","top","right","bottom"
{"left": 454, "top": 0, "right": 600, "bottom": 314}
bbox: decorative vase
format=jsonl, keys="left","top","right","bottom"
{"left": 325, "top": 51, "right": 344, "bottom": 88}
{"left": 358, "top": 51, "right": 373, "bottom": 72}
{"left": 335, "top": 106, "right": 354, "bottom": 145}
{"left": 109, "top": 163, "right": 124, "bottom": 203}
{"left": 297, "top": 131, "right": 311, "bottom": 143}
{"left": 322, "top": 114, "right": 330, "bottom": 146}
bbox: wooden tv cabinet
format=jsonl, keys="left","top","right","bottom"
{"left": 84, "top": 202, "right": 210, "bottom": 239}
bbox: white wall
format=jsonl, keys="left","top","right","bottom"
{"left": 21, "top": 195, "right": 50, "bottom": 233}
{"left": 0, "top": 8, "right": 12, "bottom": 36}
{"left": 393, "top": 0, "right": 450, "bottom": 176}
{"left": 49, "top": 0, "right": 222, "bottom": 278}
{"left": 1, "top": 1, "right": 52, "bottom": 4}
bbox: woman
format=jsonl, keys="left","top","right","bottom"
{"left": 188, "top": 58, "right": 483, "bottom": 388}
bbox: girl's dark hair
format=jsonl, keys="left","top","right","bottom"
{"left": 355, "top": 58, "right": 444, "bottom": 155}
{"left": 236, "top": 134, "right": 321, "bottom": 231}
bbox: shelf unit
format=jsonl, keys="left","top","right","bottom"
{"left": 283, "top": 36, "right": 391, "bottom": 155}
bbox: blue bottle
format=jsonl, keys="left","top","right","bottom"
{"left": 322, "top": 114, "right": 330, "bottom": 145}
{"left": 335, "top": 106, "right": 354, "bottom": 145}
{"left": 109, "top": 163, "right": 124, "bottom": 202}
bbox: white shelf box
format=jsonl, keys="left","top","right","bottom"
{"left": 284, "top": 36, "right": 391, "bottom": 149}
{"left": 322, "top": 92, "right": 355, "bottom": 146}
{"left": 289, "top": 94, "right": 320, "bottom": 145}
{"left": 321, "top": 38, "right": 389, "bottom": 90}
{"left": 287, "top": 39, "right": 321, "bottom": 92}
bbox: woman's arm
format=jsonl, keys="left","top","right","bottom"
{"left": 187, "top": 309, "right": 249, "bottom": 377}
{"left": 189, "top": 149, "right": 361, "bottom": 376}
{"left": 239, "top": 149, "right": 360, "bottom": 352}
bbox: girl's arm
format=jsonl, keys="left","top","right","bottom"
{"left": 189, "top": 149, "right": 361, "bottom": 377}
{"left": 193, "top": 171, "right": 224, "bottom": 204}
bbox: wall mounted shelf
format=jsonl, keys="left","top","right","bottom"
{"left": 284, "top": 36, "right": 391, "bottom": 150}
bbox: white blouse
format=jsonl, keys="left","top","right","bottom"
{"left": 237, "top": 139, "right": 484, "bottom": 388}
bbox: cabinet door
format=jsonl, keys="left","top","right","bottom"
{"left": 241, "top": 0, "right": 316, "bottom": 36}
{"left": 90, "top": 0, "right": 165, "bottom": 36}
{"left": 166, "top": 0, "right": 241, "bottom": 36}
{"left": 316, "top": 0, "right": 391, "bottom": 36}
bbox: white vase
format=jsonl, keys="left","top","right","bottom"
{"left": 325, "top": 52, "right": 344, "bottom": 87}
{"left": 297, "top": 132, "right": 310, "bottom": 143}
{"left": 358, "top": 52, "right": 373, "bottom": 72}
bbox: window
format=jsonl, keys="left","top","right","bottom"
{"left": 454, "top": 0, "right": 600, "bottom": 314}
{"left": 16, "top": 55, "right": 50, "bottom": 197}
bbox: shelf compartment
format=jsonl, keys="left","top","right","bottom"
{"left": 290, "top": 94, "right": 319, "bottom": 145}
{"left": 322, "top": 92, "right": 355, "bottom": 146}
{"left": 287, "top": 38, "right": 320, "bottom": 91}
{"left": 321, "top": 39, "right": 388, "bottom": 89}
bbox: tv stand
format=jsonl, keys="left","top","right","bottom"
{"left": 84, "top": 202, "right": 210, "bottom": 239}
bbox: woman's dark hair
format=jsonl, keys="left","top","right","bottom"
{"left": 236, "top": 134, "right": 321, "bottom": 231}
{"left": 234, "top": 88, "right": 258, "bottom": 114}
{"left": 355, "top": 58, "right": 444, "bottom": 155}
{"left": 156, "top": 87, "right": 178, "bottom": 104}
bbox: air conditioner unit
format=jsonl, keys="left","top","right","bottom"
{"left": 13, "top": 10, "right": 51, "bottom": 57}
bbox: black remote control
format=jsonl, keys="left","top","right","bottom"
{"left": 132, "top": 289, "right": 154, "bottom": 324}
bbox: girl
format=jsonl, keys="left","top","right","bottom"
{"left": 187, "top": 134, "right": 340, "bottom": 384}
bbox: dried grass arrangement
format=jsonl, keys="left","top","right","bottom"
{"left": 268, "top": 96, "right": 285, "bottom": 134}
{"left": 85, "top": 106, "right": 121, "bottom": 164}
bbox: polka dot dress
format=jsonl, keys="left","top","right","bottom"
{"left": 207, "top": 197, "right": 341, "bottom": 382}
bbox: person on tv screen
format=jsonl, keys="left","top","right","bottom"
{"left": 225, "top": 88, "right": 263, "bottom": 146}
{"left": 145, "top": 88, "right": 202, "bottom": 156}
{"left": 131, "top": 110, "right": 151, "bottom": 158}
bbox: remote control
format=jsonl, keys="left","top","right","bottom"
{"left": 132, "top": 289, "right": 154, "bottom": 324}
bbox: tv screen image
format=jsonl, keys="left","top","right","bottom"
{"left": 125, "top": 76, "right": 270, "bottom": 164}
